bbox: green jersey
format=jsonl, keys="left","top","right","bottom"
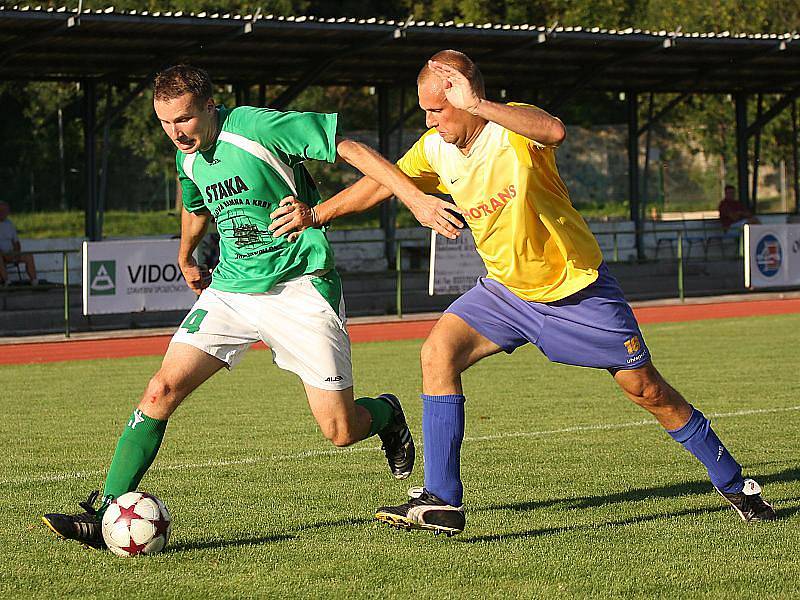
{"left": 177, "top": 105, "right": 338, "bottom": 293}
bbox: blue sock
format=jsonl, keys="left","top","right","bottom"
{"left": 422, "top": 394, "right": 466, "bottom": 506}
{"left": 667, "top": 407, "right": 744, "bottom": 494}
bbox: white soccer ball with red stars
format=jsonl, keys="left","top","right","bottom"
{"left": 101, "top": 491, "right": 172, "bottom": 557}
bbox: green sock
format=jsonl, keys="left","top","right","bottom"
{"left": 100, "top": 409, "right": 167, "bottom": 512}
{"left": 355, "top": 396, "right": 393, "bottom": 437}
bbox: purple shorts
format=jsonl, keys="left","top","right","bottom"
{"left": 445, "top": 263, "right": 650, "bottom": 371}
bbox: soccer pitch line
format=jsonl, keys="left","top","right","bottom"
{"left": 6, "top": 404, "right": 800, "bottom": 487}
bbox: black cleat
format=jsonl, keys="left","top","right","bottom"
{"left": 42, "top": 490, "right": 106, "bottom": 549}
{"left": 377, "top": 394, "right": 415, "bottom": 480}
{"left": 375, "top": 487, "right": 465, "bottom": 536}
{"left": 717, "top": 478, "right": 776, "bottom": 522}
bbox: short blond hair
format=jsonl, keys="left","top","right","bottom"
{"left": 418, "top": 49, "right": 485, "bottom": 98}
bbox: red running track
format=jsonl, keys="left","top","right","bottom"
{"left": 2, "top": 298, "right": 800, "bottom": 365}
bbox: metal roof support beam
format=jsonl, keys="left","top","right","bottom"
{"left": 92, "top": 77, "right": 160, "bottom": 236}
{"left": 735, "top": 93, "right": 750, "bottom": 208}
{"left": 95, "top": 75, "right": 155, "bottom": 134}
{"left": 729, "top": 87, "right": 800, "bottom": 212}
{"left": 270, "top": 31, "right": 398, "bottom": 111}
{"left": 642, "top": 93, "right": 655, "bottom": 212}
{"left": 672, "top": 39, "right": 793, "bottom": 91}
{"left": 83, "top": 79, "right": 98, "bottom": 241}
{"left": 97, "top": 84, "right": 114, "bottom": 240}
{"left": 551, "top": 36, "right": 676, "bottom": 109}
{"left": 0, "top": 12, "right": 79, "bottom": 69}
{"left": 752, "top": 94, "right": 764, "bottom": 211}
{"left": 627, "top": 91, "right": 643, "bottom": 259}
{"left": 93, "top": 9, "right": 262, "bottom": 88}
{"left": 394, "top": 86, "right": 407, "bottom": 161}
{"left": 745, "top": 86, "right": 800, "bottom": 138}
{"left": 637, "top": 93, "right": 690, "bottom": 136}
{"left": 378, "top": 85, "right": 396, "bottom": 265}
{"left": 793, "top": 100, "right": 800, "bottom": 214}
{"left": 387, "top": 102, "right": 419, "bottom": 137}
{"left": 478, "top": 22, "right": 556, "bottom": 61}
{"left": 268, "top": 61, "right": 335, "bottom": 110}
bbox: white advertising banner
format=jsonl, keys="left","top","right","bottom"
{"left": 83, "top": 240, "right": 197, "bottom": 315}
{"left": 428, "top": 229, "right": 487, "bottom": 295}
{"left": 744, "top": 224, "right": 800, "bottom": 289}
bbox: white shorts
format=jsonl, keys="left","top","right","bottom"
{"left": 171, "top": 273, "right": 353, "bottom": 391}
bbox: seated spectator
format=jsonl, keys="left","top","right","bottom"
{"left": 718, "top": 185, "right": 760, "bottom": 232}
{"left": 0, "top": 201, "right": 38, "bottom": 286}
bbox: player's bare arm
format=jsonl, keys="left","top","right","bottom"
{"left": 335, "top": 137, "right": 466, "bottom": 235}
{"left": 270, "top": 175, "right": 463, "bottom": 240}
{"left": 178, "top": 206, "right": 212, "bottom": 295}
{"left": 427, "top": 59, "right": 566, "bottom": 146}
{"left": 269, "top": 176, "right": 391, "bottom": 239}
{"left": 269, "top": 138, "right": 465, "bottom": 239}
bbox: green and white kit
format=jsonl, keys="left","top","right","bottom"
{"left": 173, "top": 105, "right": 352, "bottom": 390}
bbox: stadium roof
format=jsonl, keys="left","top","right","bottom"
{"left": 2, "top": 5, "right": 800, "bottom": 94}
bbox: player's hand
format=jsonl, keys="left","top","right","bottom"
{"left": 427, "top": 60, "right": 482, "bottom": 115}
{"left": 269, "top": 196, "right": 313, "bottom": 242}
{"left": 406, "top": 193, "right": 466, "bottom": 239}
{"left": 179, "top": 257, "right": 212, "bottom": 295}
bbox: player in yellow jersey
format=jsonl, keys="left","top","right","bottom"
{"left": 270, "top": 50, "right": 775, "bottom": 534}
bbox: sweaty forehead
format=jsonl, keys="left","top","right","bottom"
{"left": 155, "top": 94, "right": 201, "bottom": 119}
{"left": 417, "top": 79, "right": 446, "bottom": 108}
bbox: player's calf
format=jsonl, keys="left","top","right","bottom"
{"left": 614, "top": 364, "right": 692, "bottom": 429}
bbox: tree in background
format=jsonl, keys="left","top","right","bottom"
{"left": 13, "top": 0, "right": 800, "bottom": 220}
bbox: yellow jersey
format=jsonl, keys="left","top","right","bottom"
{"left": 397, "top": 107, "right": 602, "bottom": 302}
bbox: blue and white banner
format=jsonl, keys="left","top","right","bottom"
{"left": 83, "top": 240, "right": 197, "bottom": 315}
{"left": 744, "top": 224, "right": 800, "bottom": 289}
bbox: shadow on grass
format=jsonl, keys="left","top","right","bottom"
{"left": 168, "top": 533, "right": 295, "bottom": 552}
{"left": 461, "top": 467, "right": 800, "bottom": 542}
{"left": 460, "top": 506, "right": 727, "bottom": 543}
{"left": 477, "top": 467, "right": 800, "bottom": 514}
{"left": 167, "top": 516, "right": 372, "bottom": 553}
{"left": 167, "top": 471, "right": 800, "bottom": 551}
{"left": 294, "top": 516, "right": 372, "bottom": 531}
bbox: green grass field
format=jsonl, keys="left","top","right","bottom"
{"left": 2, "top": 314, "right": 799, "bottom": 599}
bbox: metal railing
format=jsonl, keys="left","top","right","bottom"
{"left": 2, "top": 248, "right": 79, "bottom": 337}
{"left": 392, "top": 225, "right": 746, "bottom": 316}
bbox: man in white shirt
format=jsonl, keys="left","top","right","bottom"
{"left": 0, "top": 202, "right": 37, "bottom": 286}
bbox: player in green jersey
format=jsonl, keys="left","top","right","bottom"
{"left": 42, "top": 65, "right": 455, "bottom": 550}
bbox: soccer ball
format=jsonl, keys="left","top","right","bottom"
{"left": 101, "top": 491, "right": 172, "bottom": 557}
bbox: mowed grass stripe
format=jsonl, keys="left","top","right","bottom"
{"left": 4, "top": 403, "right": 800, "bottom": 488}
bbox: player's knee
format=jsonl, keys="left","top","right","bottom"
{"left": 628, "top": 378, "right": 673, "bottom": 410}
{"left": 322, "top": 420, "right": 358, "bottom": 447}
{"left": 330, "top": 433, "right": 357, "bottom": 447}
{"left": 144, "top": 373, "right": 179, "bottom": 406}
{"left": 420, "top": 337, "right": 459, "bottom": 376}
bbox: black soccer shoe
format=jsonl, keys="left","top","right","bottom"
{"left": 375, "top": 488, "right": 465, "bottom": 536}
{"left": 376, "top": 393, "right": 415, "bottom": 480}
{"left": 42, "top": 490, "right": 106, "bottom": 549}
{"left": 716, "top": 478, "right": 777, "bottom": 522}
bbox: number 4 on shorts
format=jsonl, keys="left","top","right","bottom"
{"left": 180, "top": 309, "right": 208, "bottom": 334}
